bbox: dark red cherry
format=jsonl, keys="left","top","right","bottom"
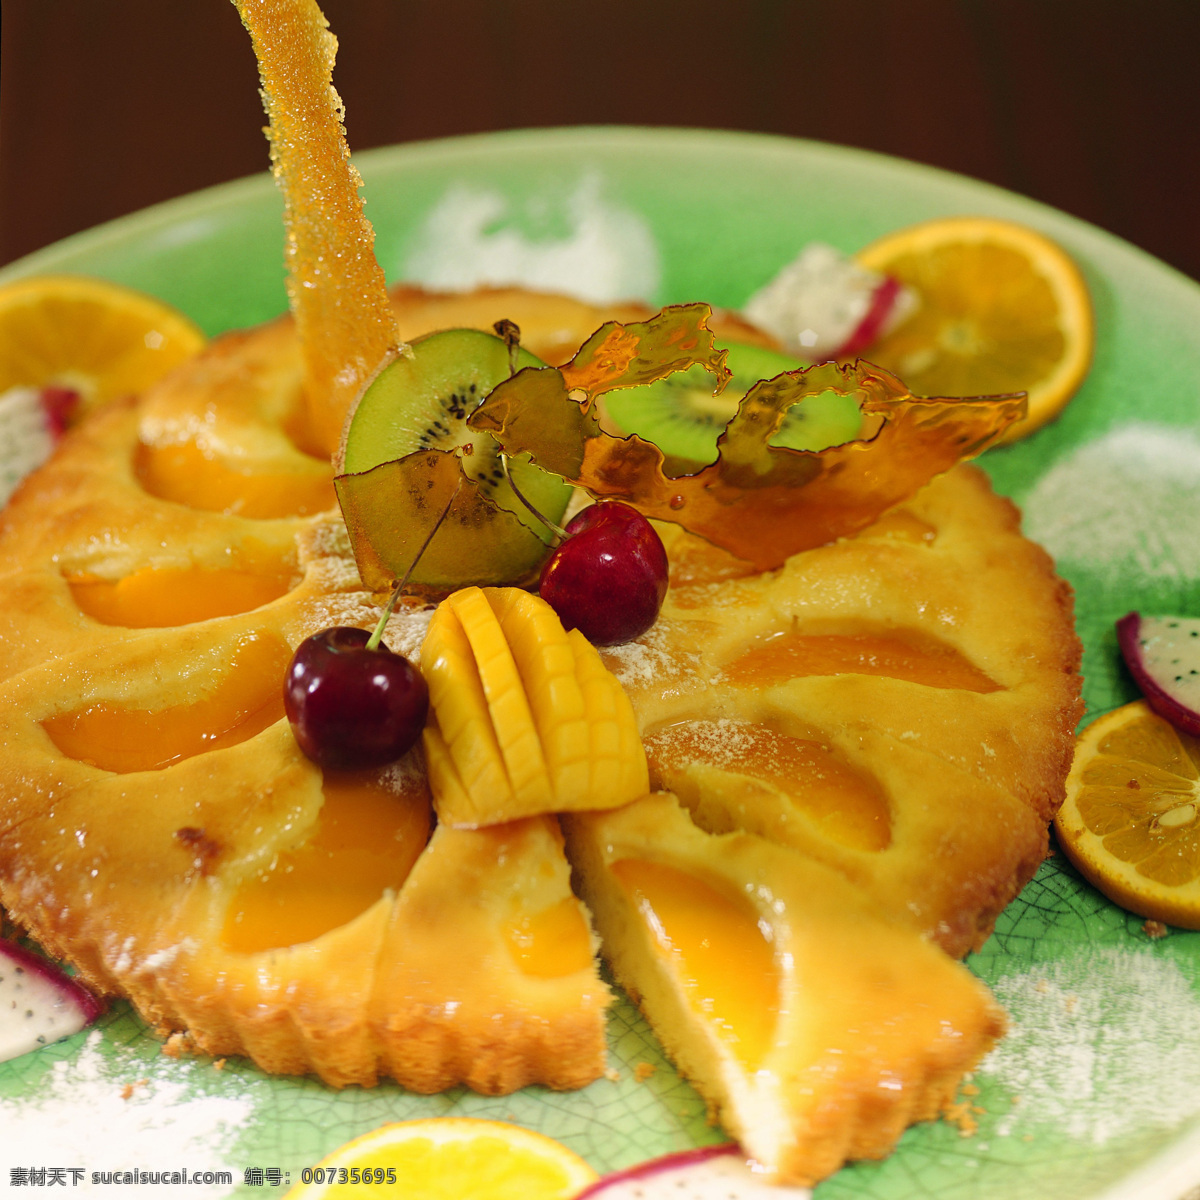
{"left": 284, "top": 627, "right": 429, "bottom": 769}
{"left": 539, "top": 502, "right": 669, "bottom": 646}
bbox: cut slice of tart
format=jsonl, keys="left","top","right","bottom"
{"left": 0, "top": 604, "right": 609, "bottom": 1092}
{"left": 564, "top": 793, "right": 1005, "bottom": 1185}
{"left": 369, "top": 815, "right": 607, "bottom": 1094}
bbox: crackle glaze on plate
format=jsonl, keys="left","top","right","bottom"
{"left": 2, "top": 128, "right": 1200, "bottom": 1199}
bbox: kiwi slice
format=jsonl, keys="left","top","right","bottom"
{"left": 338, "top": 328, "right": 572, "bottom": 586}
{"left": 604, "top": 341, "right": 863, "bottom": 468}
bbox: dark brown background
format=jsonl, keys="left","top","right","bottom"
{"left": 2, "top": 0, "right": 1198, "bottom": 281}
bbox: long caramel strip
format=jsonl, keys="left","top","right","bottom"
{"left": 233, "top": 0, "right": 401, "bottom": 456}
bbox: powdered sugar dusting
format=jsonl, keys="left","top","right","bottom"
{"left": 292, "top": 515, "right": 435, "bottom": 657}
{"left": 296, "top": 518, "right": 364, "bottom": 594}
{"left": 381, "top": 745, "right": 428, "bottom": 796}
{"left": 302, "top": 519, "right": 354, "bottom": 560}
{"left": 0, "top": 1029, "right": 260, "bottom": 1192}
{"left": 379, "top": 604, "right": 435, "bottom": 661}
{"left": 601, "top": 621, "right": 704, "bottom": 695}
{"left": 1023, "top": 423, "right": 1200, "bottom": 582}
{"left": 979, "top": 945, "right": 1200, "bottom": 1145}
{"left": 403, "top": 174, "right": 660, "bottom": 304}
{"left": 294, "top": 595, "right": 434, "bottom": 663}
{"left": 601, "top": 638, "right": 663, "bottom": 690}
{"left": 295, "top": 592, "right": 381, "bottom": 637}
{"left": 302, "top": 551, "right": 364, "bottom": 596}
{"left": 646, "top": 719, "right": 764, "bottom": 770}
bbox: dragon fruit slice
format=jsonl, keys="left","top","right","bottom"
{"left": 1118, "top": 612, "right": 1200, "bottom": 738}
{"left": 0, "top": 939, "right": 102, "bottom": 1063}
{"left": 743, "top": 242, "right": 917, "bottom": 362}
{"left": 575, "top": 1144, "right": 814, "bottom": 1199}
{"left": 0, "top": 384, "right": 80, "bottom": 507}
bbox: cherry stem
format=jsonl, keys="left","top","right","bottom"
{"left": 500, "top": 452, "right": 570, "bottom": 542}
{"left": 366, "top": 477, "right": 463, "bottom": 652}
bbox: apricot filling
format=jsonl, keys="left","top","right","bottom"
{"left": 135, "top": 439, "right": 335, "bottom": 518}
{"left": 222, "top": 769, "right": 433, "bottom": 953}
{"left": 611, "top": 858, "right": 778, "bottom": 1069}
{"left": 725, "top": 629, "right": 1001, "bottom": 693}
{"left": 68, "top": 564, "right": 294, "bottom": 628}
{"left": 42, "top": 633, "right": 290, "bottom": 772}
{"left": 504, "top": 896, "right": 595, "bottom": 978}
{"left": 646, "top": 720, "right": 891, "bottom": 852}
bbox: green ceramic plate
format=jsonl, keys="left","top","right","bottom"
{"left": 3, "top": 127, "right": 1200, "bottom": 1199}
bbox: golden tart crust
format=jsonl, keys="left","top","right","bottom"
{"left": 0, "top": 286, "right": 1082, "bottom": 1181}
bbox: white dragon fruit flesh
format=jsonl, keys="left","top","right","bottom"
{"left": 0, "top": 939, "right": 102, "bottom": 1063}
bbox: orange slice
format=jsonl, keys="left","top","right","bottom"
{"left": 0, "top": 274, "right": 205, "bottom": 414}
{"left": 1054, "top": 699, "right": 1200, "bottom": 927}
{"left": 283, "top": 1118, "right": 598, "bottom": 1200}
{"left": 855, "top": 216, "right": 1094, "bottom": 443}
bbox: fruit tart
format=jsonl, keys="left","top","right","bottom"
{"left": 0, "top": 0, "right": 1083, "bottom": 1185}
{"left": 0, "top": 281, "right": 1081, "bottom": 1178}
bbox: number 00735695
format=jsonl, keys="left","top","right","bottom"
{"left": 301, "top": 1166, "right": 398, "bottom": 1185}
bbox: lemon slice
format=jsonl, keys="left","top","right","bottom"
{"left": 855, "top": 216, "right": 1094, "bottom": 443}
{"left": 283, "top": 1118, "right": 598, "bottom": 1200}
{"left": 0, "top": 274, "right": 206, "bottom": 414}
{"left": 1055, "top": 700, "right": 1200, "bottom": 927}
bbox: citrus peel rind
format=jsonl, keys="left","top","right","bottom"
{"left": 472, "top": 315, "right": 1026, "bottom": 570}
{"left": 0, "top": 274, "right": 205, "bottom": 412}
{"left": 234, "top": 0, "right": 400, "bottom": 456}
{"left": 1054, "top": 700, "right": 1200, "bottom": 928}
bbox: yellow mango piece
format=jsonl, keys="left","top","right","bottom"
{"left": 568, "top": 627, "right": 623, "bottom": 800}
{"left": 569, "top": 627, "right": 649, "bottom": 804}
{"left": 487, "top": 587, "right": 592, "bottom": 803}
{"left": 421, "top": 719, "right": 476, "bottom": 823}
{"left": 420, "top": 599, "right": 510, "bottom": 805}
{"left": 421, "top": 586, "right": 650, "bottom": 826}
{"left": 448, "top": 587, "right": 553, "bottom": 812}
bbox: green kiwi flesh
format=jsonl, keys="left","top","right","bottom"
{"left": 603, "top": 341, "right": 863, "bottom": 468}
{"left": 338, "top": 328, "right": 572, "bottom": 586}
